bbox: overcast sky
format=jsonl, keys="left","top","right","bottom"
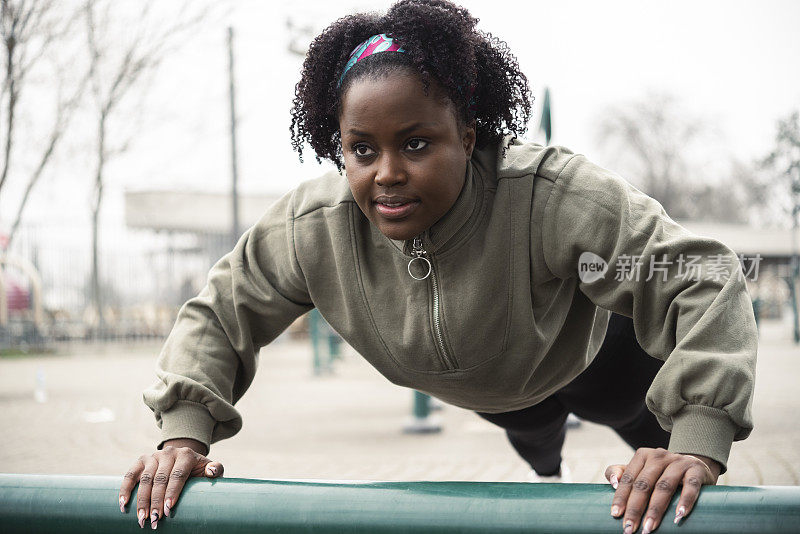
{"left": 5, "top": 0, "right": 800, "bottom": 229}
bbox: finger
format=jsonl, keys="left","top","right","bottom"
{"left": 135, "top": 455, "right": 159, "bottom": 529}
{"left": 119, "top": 458, "right": 145, "bottom": 513}
{"left": 611, "top": 449, "right": 648, "bottom": 519}
{"left": 674, "top": 463, "right": 708, "bottom": 525}
{"left": 204, "top": 461, "right": 224, "bottom": 478}
{"left": 163, "top": 454, "right": 196, "bottom": 517}
{"left": 621, "top": 462, "right": 665, "bottom": 534}
{"left": 149, "top": 453, "right": 176, "bottom": 529}
{"left": 640, "top": 461, "right": 686, "bottom": 534}
{"left": 604, "top": 464, "right": 625, "bottom": 490}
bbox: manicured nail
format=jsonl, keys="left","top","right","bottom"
{"left": 674, "top": 505, "right": 686, "bottom": 524}
{"left": 138, "top": 509, "right": 146, "bottom": 528}
{"left": 119, "top": 495, "right": 126, "bottom": 513}
{"left": 623, "top": 520, "right": 633, "bottom": 534}
{"left": 611, "top": 505, "right": 621, "bottom": 517}
{"left": 164, "top": 499, "right": 171, "bottom": 517}
{"left": 610, "top": 474, "right": 619, "bottom": 489}
{"left": 642, "top": 518, "right": 653, "bottom": 534}
{"left": 150, "top": 510, "right": 158, "bottom": 529}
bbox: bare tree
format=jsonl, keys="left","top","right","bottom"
{"left": 595, "top": 92, "right": 706, "bottom": 218}
{"left": 681, "top": 159, "right": 771, "bottom": 224}
{"left": 760, "top": 111, "right": 800, "bottom": 232}
{"left": 82, "top": 0, "right": 220, "bottom": 333}
{"left": 1, "top": 0, "right": 86, "bottom": 246}
{"left": 595, "top": 92, "right": 770, "bottom": 223}
{"left": 759, "top": 110, "right": 800, "bottom": 342}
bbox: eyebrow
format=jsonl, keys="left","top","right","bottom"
{"left": 347, "top": 122, "right": 439, "bottom": 137}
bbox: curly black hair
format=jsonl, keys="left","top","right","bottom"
{"left": 290, "top": 0, "right": 532, "bottom": 170}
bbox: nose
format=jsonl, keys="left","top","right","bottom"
{"left": 374, "top": 152, "right": 407, "bottom": 188}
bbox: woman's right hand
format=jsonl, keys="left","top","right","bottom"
{"left": 119, "top": 438, "right": 224, "bottom": 529}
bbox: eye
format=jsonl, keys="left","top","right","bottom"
{"left": 405, "top": 138, "right": 428, "bottom": 151}
{"left": 352, "top": 143, "right": 375, "bottom": 158}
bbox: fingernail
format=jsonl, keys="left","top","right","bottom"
{"left": 610, "top": 474, "right": 619, "bottom": 489}
{"left": 150, "top": 510, "right": 158, "bottom": 529}
{"left": 119, "top": 495, "right": 126, "bottom": 513}
{"left": 164, "top": 499, "right": 171, "bottom": 517}
{"left": 138, "top": 509, "right": 146, "bottom": 528}
{"left": 207, "top": 465, "right": 217, "bottom": 476}
{"left": 642, "top": 518, "right": 653, "bottom": 534}
{"left": 674, "top": 505, "right": 686, "bottom": 524}
{"left": 623, "top": 520, "right": 633, "bottom": 534}
{"left": 611, "top": 505, "right": 621, "bottom": 517}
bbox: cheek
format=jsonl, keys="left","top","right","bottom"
{"left": 345, "top": 171, "right": 372, "bottom": 205}
{"left": 431, "top": 156, "right": 466, "bottom": 201}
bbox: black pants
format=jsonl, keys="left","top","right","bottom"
{"left": 477, "top": 313, "right": 671, "bottom": 476}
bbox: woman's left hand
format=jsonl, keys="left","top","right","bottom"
{"left": 604, "top": 447, "right": 721, "bottom": 534}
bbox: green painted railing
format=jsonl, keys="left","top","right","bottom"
{"left": 1, "top": 474, "right": 798, "bottom": 533}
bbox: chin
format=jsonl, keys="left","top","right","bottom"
{"left": 380, "top": 228, "right": 417, "bottom": 241}
{"left": 375, "top": 222, "right": 421, "bottom": 241}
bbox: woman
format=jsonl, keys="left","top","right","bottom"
{"left": 119, "top": 2, "right": 757, "bottom": 532}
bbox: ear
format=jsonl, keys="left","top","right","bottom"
{"left": 461, "top": 119, "right": 476, "bottom": 160}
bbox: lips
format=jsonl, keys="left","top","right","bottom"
{"left": 373, "top": 195, "right": 420, "bottom": 219}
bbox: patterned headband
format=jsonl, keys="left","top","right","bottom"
{"left": 337, "top": 32, "right": 477, "bottom": 117}
{"left": 337, "top": 33, "right": 405, "bottom": 88}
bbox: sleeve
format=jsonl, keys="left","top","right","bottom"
{"left": 142, "top": 191, "right": 314, "bottom": 451}
{"left": 540, "top": 154, "right": 757, "bottom": 473}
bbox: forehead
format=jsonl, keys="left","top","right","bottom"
{"left": 338, "top": 71, "right": 457, "bottom": 132}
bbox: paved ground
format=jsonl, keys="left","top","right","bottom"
{"left": 1, "top": 318, "right": 798, "bottom": 486}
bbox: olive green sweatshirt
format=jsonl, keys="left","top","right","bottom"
{"left": 143, "top": 137, "right": 757, "bottom": 472}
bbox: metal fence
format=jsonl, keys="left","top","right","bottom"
{"left": 1, "top": 223, "right": 232, "bottom": 349}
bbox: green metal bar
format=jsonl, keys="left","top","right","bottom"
{"left": 308, "top": 309, "right": 328, "bottom": 375}
{"left": 403, "top": 391, "right": 442, "bottom": 433}
{"left": 1, "top": 474, "right": 799, "bottom": 533}
{"left": 413, "top": 390, "right": 431, "bottom": 419}
{"left": 788, "top": 273, "right": 800, "bottom": 343}
{"left": 327, "top": 331, "right": 341, "bottom": 360}
{"left": 309, "top": 309, "right": 341, "bottom": 374}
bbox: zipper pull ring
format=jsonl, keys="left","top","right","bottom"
{"left": 408, "top": 236, "right": 432, "bottom": 280}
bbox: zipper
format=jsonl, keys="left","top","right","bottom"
{"left": 408, "top": 236, "right": 458, "bottom": 370}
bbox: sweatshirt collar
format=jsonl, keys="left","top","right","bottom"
{"left": 391, "top": 159, "right": 484, "bottom": 256}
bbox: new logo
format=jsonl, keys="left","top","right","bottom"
{"left": 578, "top": 251, "right": 608, "bottom": 283}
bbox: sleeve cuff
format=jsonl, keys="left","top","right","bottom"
{"left": 156, "top": 400, "right": 216, "bottom": 452}
{"left": 667, "top": 405, "right": 737, "bottom": 474}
